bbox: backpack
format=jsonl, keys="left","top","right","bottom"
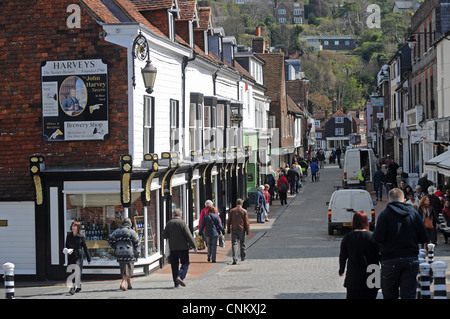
{"left": 279, "top": 182, "right": 288, "bottom": 193}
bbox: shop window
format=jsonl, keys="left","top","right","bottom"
{"left": 65, "top": 187, "right": 158, "bottom": 264}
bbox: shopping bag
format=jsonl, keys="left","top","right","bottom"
{"left": 218, "top": 234, "right": 225, "bottom": 248}
{"left": 195, "top": 234, "right": 205, "bottom": 250}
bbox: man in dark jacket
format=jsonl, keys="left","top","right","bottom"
{"left": 163, "top": 208, "right": 197, "bottom": 287}
{"left": 287, "top": 165, "right": 300, "bottom": 194}
{"left": 373, "top": 188, "right": 429, "bottom": 299}
{"left": 418, "top": 173, "right": 430, "bottom": 195}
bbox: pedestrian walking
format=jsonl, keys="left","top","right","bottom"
{"left": 299, "top": 157, "right": 308, "bottom": 181}
{"left": 264, "top": 170, "right": 276, "bottom": 205}
{"left": 372, "top": 188, "right": 429, "bottom": 299}
{"left": 417, "top": 195, "right": 438, "bottom": 246}
{"left": 264, "top": 184, "right": 271, "bottom": 221}
{"left": 427, "top": 186, "right": 442, "bottom": 220}
{"left": 227, "top": 198, "right": 250, "bottom": 265}
{"left": 65, "top": 221, "right": 91, "bottom": 294}
{"left": 335, "top": 147, "right": 342, "bottom": 167}
{"left": 310, "top": 159, "right": 319, "bottom": 182}
{"left": 277, "top": 173, "right": 289, "bottom": 205}
{"left": 317, "top": 149, "right": 325, "bottom": 169}
{"left": 339, "top": 211, "right": 380, "bottom": 299}
{"left": 287, "top": 164, "right": 300, "bottom": 194}
{"left": 415, "top": 185, "right": 424, "bottom": 200}
{"left": 162, "top": 208, "right": 197, "bottom": 288}
{"left": 199, "top": 206, "right": 225, "bottom": 263}
{"left": 418, "top": 173, "right": 431, "bottom": 195}
{"left": 373, "top": 165, "right": 385, "bottom": 201}
{"left": 108, "top": 217, "right": 140, "bottom": 291}
{"left": 384, "top": 165, "right": 397, "bottom": 199}
{"left": 199, "top": 200, "right": 218, "bottom": 229}
{"left": 255, "top": 185, "right": 268, "bottom": 223}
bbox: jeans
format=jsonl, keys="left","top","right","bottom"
{"left": 205, "top": 236, "right": 218, "bottom": 261}
{"left": 375, "top": 183, "right": 383, "bottom": 200}
{"left": 385, "top": 183, "right": 393, "bottom": 200}
{"left": 169, "top": 250, "right": 190, "bottom": 287}
{"left": 231, "top": 230, "right": 246, "bottom": 262}
{"left": 380, "top": 257, "right": 419, "bottom": 299}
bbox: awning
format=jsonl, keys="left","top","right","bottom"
{"left": 437, "top": 156, "right": 450, "bottom": 177}
{"left": 425, "top": 150, "right": 450, "bottom": 175}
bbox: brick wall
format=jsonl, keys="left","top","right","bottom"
{"left": 0, "top": 0, "right": 129, "bottom": 200}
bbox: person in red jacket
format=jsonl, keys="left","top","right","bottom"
{"left": 443, "top": 199, "right": 450, "bottom": 226}
{"left": 277, "top": 172, "right": 289, "bottom": 205}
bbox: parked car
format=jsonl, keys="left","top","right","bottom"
{"left": 342, "top": 148, "right": 377, "bottom": 187}
{"left": 327, "top": 189, "right": 375, "bottom": 235}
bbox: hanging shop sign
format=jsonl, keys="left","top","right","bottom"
{"left": 41, "top": 59, "right": 109, "bottom": 141}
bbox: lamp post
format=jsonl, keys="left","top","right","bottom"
{"left": 406, "top": 31, "right": 435, "bottom": 49}
{"left": 132, "top": 32, "right": 157, "bottom": 94}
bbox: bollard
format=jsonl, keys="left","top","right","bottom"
{"left": 419, "top": 249, "right": 426, "bottom": 260}
{"left": 419, "top": 262, "right": 431, "bottom": 299}
{"left": 417, "top": 250, "right": 427, "bottom": 299}
{"left": 427, "top": 243, "right": 435, "bottom": 264}
{"left": 431, "top": 261, "right": 448, "bottom": 299}
{"left": 2, "top": 262, "right": 15, "bottom": 299}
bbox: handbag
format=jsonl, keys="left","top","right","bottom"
{"left": 423, "top": 208, "right": 434, "bottom": 229}
{"left": 424, "top": 217, "right": 434, "bottom": 229}
{"left": 255, "top": 205, "right": 261, "bottom": 214}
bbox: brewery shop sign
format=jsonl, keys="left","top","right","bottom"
{"left": 41, "top": 59, "right": 109, "bottom": 141}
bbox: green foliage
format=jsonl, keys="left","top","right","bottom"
{"left": 210, "top": 0, "right": 410, "bottom": 106}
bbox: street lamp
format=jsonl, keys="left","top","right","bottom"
{"left": 141, "top": 60, "right": 157, "bottom": 94}
{"left": 132, "top": 32, "right": 157, "bottom": 94}
{"left": 407, "top": 31, "right": 435, "bottom": 49}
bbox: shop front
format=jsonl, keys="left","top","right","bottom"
{"left": 31, "top": 155, "right": 163, "bottom": 280}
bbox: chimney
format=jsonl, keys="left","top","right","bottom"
{"left": 252, "top": 27, "right": 265, "bottom": 53}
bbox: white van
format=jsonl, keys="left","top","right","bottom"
{"left": 327, "top": 189, "right": 375, "bottom": 235}
{"left": 342, "top": 148, "right": 377, "bottom": 187}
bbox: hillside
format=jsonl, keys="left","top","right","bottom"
{"left": 201, "top": 0, "right": 417, "bottom": 112}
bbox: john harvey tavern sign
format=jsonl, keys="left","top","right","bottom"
{"left": 41, "top": 59, "right": 109, "bottom": 141}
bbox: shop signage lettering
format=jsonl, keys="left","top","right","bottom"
{"left": 41, "top": 59, "right": 109, "bottom": 141}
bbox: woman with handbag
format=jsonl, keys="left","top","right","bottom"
{"left": 108, "top": 218, "right": 140, "bottom": 291}
{"left": 418, "top": 196, "right": 438, "bottom": 247}
{"left": 255, "top": 185, "right": 267, "bottom": 223}
{"left": 65, "top": 221, "right": 91, "bottom": 294}
{"left": 199, "top": 206, "right": 225, "bottom": 263}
